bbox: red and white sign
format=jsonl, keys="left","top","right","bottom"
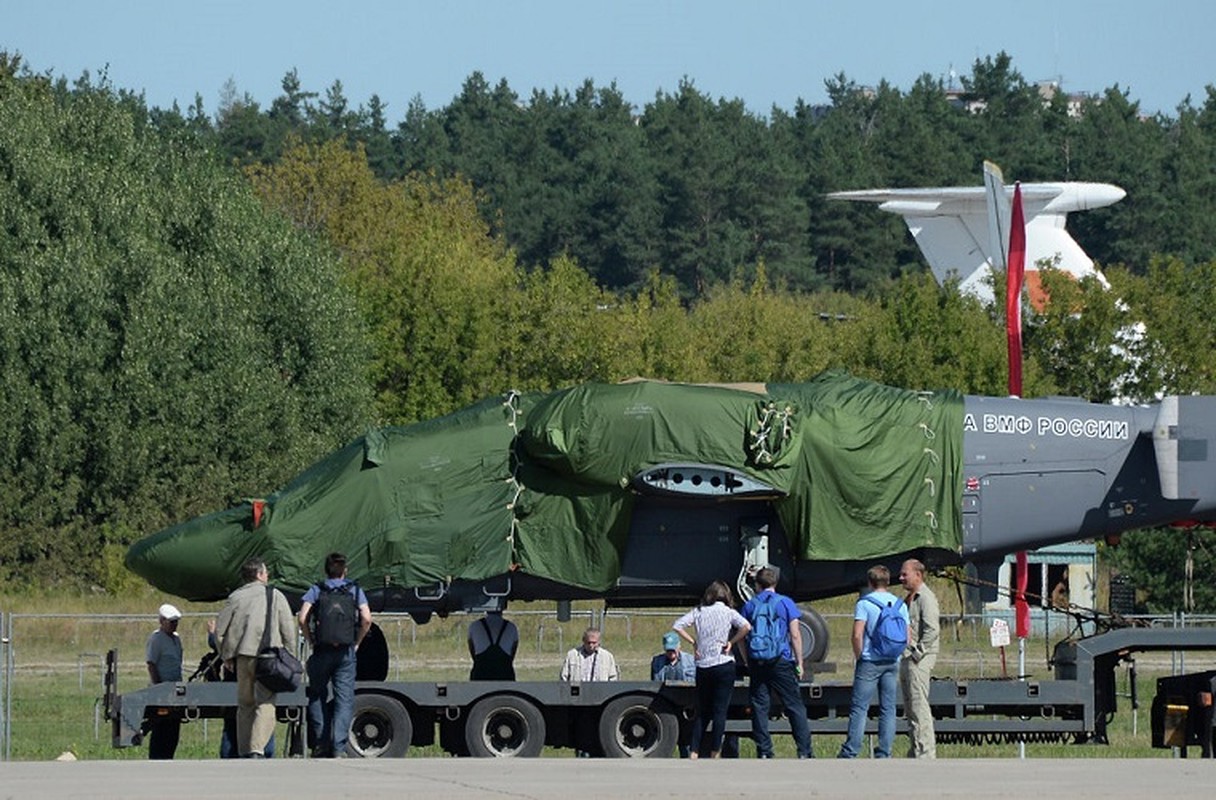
{"left": 990, "top": 619, "right": 1011, "bottom": 648}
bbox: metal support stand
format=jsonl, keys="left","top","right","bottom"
{"left": 1, "top": 611, "right": 10, "bottom": 761}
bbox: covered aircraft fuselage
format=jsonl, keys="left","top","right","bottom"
{"left": 125, "top": 374, "right": 1216, "bottom": 615}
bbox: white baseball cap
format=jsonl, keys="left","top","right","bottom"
{"left": 158, "top": 603, "right": 182, "bottom": 621}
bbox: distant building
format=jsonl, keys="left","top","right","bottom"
{"left": 984, "top": 542, "right": 1097, "bottom": 636}
{"left": 944, "top": 80, "right": 1094, "bottom": 118}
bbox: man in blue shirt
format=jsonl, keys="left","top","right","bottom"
{"left": 145, "top": 603, "right": 184, "bottom": 759}
{"left": 651, "top": 631, "right": 696, "bottom": 682}
{"left": 651, "top": 630, "right": 697, "bottom": 757}
{"left": 741, "top": 567, "right": 812, "bottom": 759}
{"left": 838, "top": 564, "right": 910, "bottom": 758}
{"left": 297, "top": 552, "right": 372, "bottom": 758}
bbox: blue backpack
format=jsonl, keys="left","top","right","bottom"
{"left": 864, "top": 595, "right": 907, "bottom": 660}
{"left": 747, "top": 593, "right": 786, "bottom": 663}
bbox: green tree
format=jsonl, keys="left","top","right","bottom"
{"left": 643, "top": 80, "right": 809, "bottom": 296}
{"left": 849, "top": 274, "right": 1048, "bottom": 395}
{"left": 508, "top": 82, "right": 661, "bottom": 291}
{"left": 1117, "top": 257, "right": 1216, "bottom": 397}
{"left": 396, "top": 95, "right": 451, "bottom": 176}
{"left": 214, "top": 77, "right": 274, "bottom": 165}
{"left": 795, "top": 76, "right": 906, "bottom": 292}
{"left": 268, "top": 67, "right": 315, "bottom": 130}
{"left": 1023, "top": 269, "right": 1135, "bottom": 403}
{"left": 1066, "top": 88, "right": 1172, "bottom": 271}
{"left": 361, "top": 93, "right": 396, "bottom": 179}
{"left": 958, "top": 52, "right": 1050, "bottom": 174}
{"left": 689, "top": 267, "right": 868, "bottom": 383}
{"left": 0, "top": 67, "right": 372, "bottom": 587}
{"left": 312, "top": 79, "right": 360, "bottom": 140}
{"left": 1110, "top": 527, "right": 1216, "bottom": 613}
{"left": 247, "top": 141, "right": 520, "bottom": 422}
{"left": 502, "top": 255, "right": 642, "bottom": 388}
{"left": 431, "top": 73, "right": 525, "bottom": 222}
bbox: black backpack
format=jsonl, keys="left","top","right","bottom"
{"left": 312, "top": 581, "right": 358, "bottom": 647}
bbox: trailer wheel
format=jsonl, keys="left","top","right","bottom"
{"left": 798, "top": 608, "right": 830, "bottom": 665}
{"left": 346, "top": 693, "right": 412, "bottom": 758}
{"left": 598, "top": 694, "right": 679, "bottom": 758}
{"left": 465, "top": 695, "right": 547, "bottom": 757}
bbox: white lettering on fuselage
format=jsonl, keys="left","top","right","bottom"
{"left": 963, "top": 413, "right": 1129, "bottom": 440}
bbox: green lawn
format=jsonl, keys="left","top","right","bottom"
{"left": 1, "top": 589, "right": 1209, "bottom": 760}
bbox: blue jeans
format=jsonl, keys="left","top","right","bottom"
{"left": 307, "top": 644, "right": 357, "bottom": 756}
{"left": 749, "top": 659, "right": 812, "bottom": 758}
{"left": 838, "top": 659, "right": 899, "bottom": 758}
{"left": 691, "top": 662, "right": 737, "bottom": 756}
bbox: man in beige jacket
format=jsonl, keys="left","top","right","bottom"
{"left": 899, "top": 558, "right": 940, "bottom": 758}
{"left": 216, "top": 557, "right": 297, "bottom": 758}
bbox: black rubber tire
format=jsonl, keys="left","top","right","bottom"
{"left": 346, "top": 693, "right": 412, "bottom": 758}
{"left": 798, "top": 608, "right": 830, "bottom": 665}
{"left": 597, "top": 694, "right": 679, "bottom": 758}
{"left": 464, "top": 695, "right": 547, "bottom": 757}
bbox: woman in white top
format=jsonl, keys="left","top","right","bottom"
{"left": 673, "top": 580, "right": 751, "bottom": 759}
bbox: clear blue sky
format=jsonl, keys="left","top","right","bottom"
{"left": 4, "top": 1, "right": 1212, "bottom": 120}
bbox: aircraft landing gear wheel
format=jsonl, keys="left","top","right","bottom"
{"left": 799, "top": 608, "right": 830, "bottom": 666}
{"left": 598, "top": 694, "right": 678, "bottom": 758}
{"left": 465, "top": 695, "right": 547, "bottom": 757}
{"left": 347, "top": 693, "right": 412, "bottom": 758}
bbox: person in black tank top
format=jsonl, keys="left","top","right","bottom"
{"left": 468, "top": 611, "right": 518, "bottom": 680}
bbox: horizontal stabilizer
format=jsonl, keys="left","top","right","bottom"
{"left": 828, "top": 176, "right": 1125, "bottom": 303}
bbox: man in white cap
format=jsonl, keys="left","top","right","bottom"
{"left": 145, "top": 603, "right": 184, "bottom": 759}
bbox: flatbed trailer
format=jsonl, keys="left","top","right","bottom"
{"left": 105, "top": 626, "right": 1216, "bottom": 758}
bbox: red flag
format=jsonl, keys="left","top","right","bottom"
{"left": 1014, "top": 550, "right": 1031, "bottom": 639}
{"left": 1006, "top": 183, "right": 1026, "bottom": 398}
{"left": 252, "top": 499, "right": 265, "bottom": 528}
{"left": 1006, "top": 185, "right": 1031, "bottom": 640}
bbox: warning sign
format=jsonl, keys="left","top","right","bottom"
{"left": 990, "top": 619, "right": 1011, "bottom": 648}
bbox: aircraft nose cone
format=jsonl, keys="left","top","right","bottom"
{"left": 126, "top": 505, "right": 259, "bottom": 601}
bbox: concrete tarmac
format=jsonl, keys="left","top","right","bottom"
{"left": 1, "top": 757, "right": 1213, "bottom": 799}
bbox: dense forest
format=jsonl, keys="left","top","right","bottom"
{"left": 1, "top": 50, "right": 1213, "bottom": 611}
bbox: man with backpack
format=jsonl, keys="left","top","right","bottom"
{"left": 297, "top": 552, "right": 372, "bottom": 758}
{"left": 741, "top": 567, "right": 812, "bottom": 759}
{"left": 837, "top": 564, "right": 909, "bottom": 759}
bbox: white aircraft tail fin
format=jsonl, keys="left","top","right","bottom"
{"left": 828, "top": 164, "right": 1125, "bottom": 304}
{"left": 982, "top": 160, "right": 1011, "bottom": 273}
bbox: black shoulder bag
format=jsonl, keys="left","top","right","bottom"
{"left": 254, "top": 585, "right": 303, "bottom": 693}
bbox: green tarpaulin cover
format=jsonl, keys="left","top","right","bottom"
{"left": 127, "top": 371, "right": 963, "bottom": 599}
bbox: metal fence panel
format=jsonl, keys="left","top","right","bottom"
{"left": 2, "top": 610, "right": 11, "bottom": 761}
{"left": 1, "top": 606, "right": 1214, "bottom": 760}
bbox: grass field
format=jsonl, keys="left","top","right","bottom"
{"left": 2, "top": 582, "right": 1212, "bottom": 760}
